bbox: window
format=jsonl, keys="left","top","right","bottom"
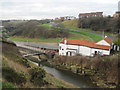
{"left": 95, "top": 51, "right": 97, "bottom": 55}
{"left": 59, "top": 46, "right": 61, "bottom": 50}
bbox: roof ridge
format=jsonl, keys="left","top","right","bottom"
{"left": 60, "top": 38, "right": 110, "bottom": 50}
{"left": 65, "top": 38, "right": 96, "bottom": 42}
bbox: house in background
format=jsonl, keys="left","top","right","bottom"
{"left": 113, "top": 11, "right": 120, "bottom": 18}
{"left": 62, "top": 16, "right": 76, "bottom": 20}
{"left": 79, "top": 12, "right": 103, "bottom": 19}
{"left": 59, "top": 36, "right": 118, "bottom": 57}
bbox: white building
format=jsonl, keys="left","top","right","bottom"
{"left": 59, "top": 37, "right": 113, "bottom": 57}
{"left": 63, "top": 16, "right": 76, "bottom": 20}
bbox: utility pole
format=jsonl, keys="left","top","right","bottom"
{"left": 102, "top": 29, "right": 105, "bottom": 38}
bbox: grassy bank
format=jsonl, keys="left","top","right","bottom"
{"left": 61, "top": 20, "right": 116, "bottom": 37}
{"left": 70, "top": 30, "right": 103, "bottom": 41}
{"left": 2, "top": 40, "right": 78, "bottom": 88}
{"left": 8, "top": 32, "right": 90, "bottom": 43}
{"left": 37, "top": 22, "right": 103, "bottom": 41}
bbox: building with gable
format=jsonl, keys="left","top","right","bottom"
{"left": 59, "top": 36, "right": 115, "bottom": 57}
{"left": 79, "top": 12, "right": 103, "bottom": 19}
{"left": 113, "top": 11, "right": 120, "bottom": 18}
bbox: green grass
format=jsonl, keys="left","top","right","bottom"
{"left": 2, "top": 82, "right": 16, "bottom": 88}
{"left": 8, "top": 20, "right": 107, "bottom": 42}
{"left": 40, "top": 22, "right": 103, "bottom": 41}
{"left": 8, "top": 32, "right": 91, "bottom": 43}
{"left": 41, "top": 23, "right": 51, "bottom": 29}
{"left": 70, "top": 30, "right": 103, "bottom": 41}
{"left": 8, "top": 37, "right": 62, "bottom": 43}
{"left": 67, "top": 26, "right": 115, "bottom": 38}
{"left": 61, "top": 20, "right": 116, "bottom": 38}
{"left": 69, "top": 33, "right": 90, "bottom": 40}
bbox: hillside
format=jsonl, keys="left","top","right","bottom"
{"left": 1, "top": 40, "right": 78, "bottom": 88}
{"left": 59, "top": 19, "right": 78, "bottom": 28}
{"left": 3, "top": 20, "right": 69, "bottom": 39}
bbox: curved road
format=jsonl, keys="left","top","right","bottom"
{"left": 50, "top": 22, "right": 114, "bottom": 41}
{"left": 66, "top": 28, "right": 114, "bottom": 41}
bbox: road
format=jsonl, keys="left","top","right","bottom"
{"left": 14, "top": 41, "right": 59, "bottom": 50}
{"left": 66, "top": 28, "right": 114, "bottom": 41}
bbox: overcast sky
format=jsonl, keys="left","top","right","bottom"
{"left": 0, "top": 0, "right": 119, "bottom": 20}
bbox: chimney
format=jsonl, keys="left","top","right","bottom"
{"left": 105, "top": 35, "right": 107, "bottom": 38}
{"left": 64, "top": 40, "right": 67, "bottom": 44}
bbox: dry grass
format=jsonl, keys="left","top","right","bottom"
{"left": 2, "top": 56, "right": 29, "bottom": 74}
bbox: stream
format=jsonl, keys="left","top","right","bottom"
{"left": 30, "top": 61, "right": 97, "bottom": 88}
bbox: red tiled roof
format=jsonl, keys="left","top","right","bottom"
{"left": 60, "top": 38, "right": 110, "bottom": 50}
{"left": 103, "top": 37, "right": 112, "bottom": 45}
{"left": 79, "top": 12, "right": 103, "bottom": 16}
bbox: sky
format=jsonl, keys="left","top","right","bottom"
{"left": 0, "top": 0, "right": 119, "bottom": 20}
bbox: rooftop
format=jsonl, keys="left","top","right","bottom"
{"left": 60, "top": 37, "right": 111, "bottom": 50}
{"left": 79, "top": 12, "right": 103, "bottom": 16}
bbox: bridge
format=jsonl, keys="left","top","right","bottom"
{"left": 13, "top": 41, "right": 58, "bottom": 65}
{"left": 22, "top": 51, "right": 56, "bottom": 59}
{"left": 22, "top": 51, "right": 56, "bottom": 66}
{"left": 23, "top": 52, "right": 48, "bottom": 57}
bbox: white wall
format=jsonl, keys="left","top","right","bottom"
{"left": 59, "top": 43, "right": 79, "bottom": 56}
{"left": 67, "top": 44, "right": 79, "bottom": 49}
{"left": 59, "top": 43, "right": 67, "bottom": 55}
{"left": 102, "top": 50, "right": 110, "bottom": 55}
{"left": 91, "top": 48, "right": 110, "bottom": 56}
{"left": 79, "top": 46, "right": 91, "bottom": 56}
{"left": 96, "top": 40, "right": 110, "bottom": 46}
{"left": 59, "top": 43, "right": 110, "bottom": 56}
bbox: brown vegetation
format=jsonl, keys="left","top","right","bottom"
{"left": 51, "top": 54, "right": 119, "bottom": 88}
{"left": 2, "top": 40, "right": 78, "bottom": 88}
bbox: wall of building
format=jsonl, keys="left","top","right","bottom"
{"left": 59, "top": 43, "right": 66, "bottom": 55}
{"left": 59, "top": 43, "right": 110, "bottom": 56}
{"left": 78, "top": 46, "right": 91, "bottom": 56}
{"left": 59, "top": 43, "right": 78, "bottom": 56}
{"left": 91, "top": 48, "right": 110, "bottom": 56}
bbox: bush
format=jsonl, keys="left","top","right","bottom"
{"left": 2, "top": 82, "right": 15, "bottom": 88}
{"left": 2, "top": 66, "right": 27, "bottom": 85}
{"left": 29, "top": 67, "right": 46, "bottom": 86}
{"left": 78, "top": 17, "right": 119, "bottom": 33}
{"left": 18, "top": 57, "right": 30, "bottom": 68}
{"left": 10, "top": 20, "right": 69, "bottom": 39}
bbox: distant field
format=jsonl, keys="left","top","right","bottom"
{"left": 8, "top": 20, "right": 107, "bottom": 42}
{"left": 42, "top": 22, "right": 103, "bottom": 41}
{"left": 8, "top": 33, "right": 90, "bottom": 43}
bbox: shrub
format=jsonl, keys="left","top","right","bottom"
{"left": 78, "top": 17, "right": 119, "bottom": 33}
{"left": 2, "top": 82, "right": 15, "bottom": 88}
{"left": 29, "top": 67, "right": 46, "bottom": 86}
{"left": 18, "top": 57, "right": 30, "bottom": 68}
{"left": 2, "top": 66, "right": 27, "bottom": 85}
